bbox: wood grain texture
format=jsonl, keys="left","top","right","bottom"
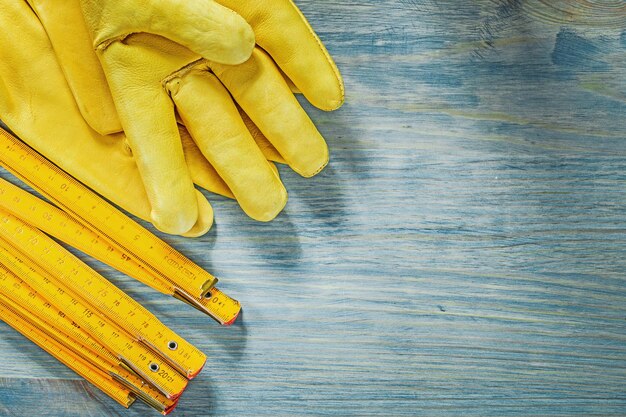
{"left": 0, "top": 0, "right": 625, "bottom": 415}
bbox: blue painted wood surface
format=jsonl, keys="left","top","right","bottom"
{"left": 0, "top": 1, "right": 625, "bottom": 415}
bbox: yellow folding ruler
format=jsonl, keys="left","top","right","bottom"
{"left": 0, "top": 127, "right": 242, "bottom": 412}
{"left": 0, "top": 290, "right": 177, "bottom": 413}
{"left": 0, "top": 263, "right": 178, "bottom": 413}
{"left": 0, "top": 298, "right": 139, "bottom": 410}
{"left": 0, "top": 127, "right": 240, "bottom": 325}
{"left": 0, "top": 215, "right": 202, "bottom": 412}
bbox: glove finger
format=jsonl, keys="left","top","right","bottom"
{"left": 179, "top": 125, "right": 234, "bottom": 199}
{"left": 216, "top": 0, "right": 343, "bottom": 111}
{"left": 210, "top": 48, "right": 329, "bottom": 178}
{"left": 100, "top": 55, "right": 198, "bottom": 235}
{"left": 169, "top": 66, "right": 287, "bottom": 222}
{"left": 121, "top": 96, "right": 199, "bottom": 236}
{"left": 80, "top": 0, "right": 254, "bottom": 65}
{"left": 181, "top": 190, "right": 214, "bottom": 238}
{"left": 27, "top": 0, "right": 122, "bottom": 135}
{"left": 95, "top": 32, "right": 205, "bottom": 235}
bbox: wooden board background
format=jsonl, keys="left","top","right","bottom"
{"left": 0, "top": 0, "right": 625, "bottom": 415}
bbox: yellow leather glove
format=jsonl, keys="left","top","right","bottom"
{"left": 28, "top": 0, "right": 345, "bottom": 236}
{"left": 0, "top": 0, "right": 219, "bottom": 237}
{"left": 25, "top": 0, "right": 272, "bottom": 235}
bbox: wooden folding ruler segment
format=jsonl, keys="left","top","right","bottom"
{"left": 0, "top": 211, "right": 206, "bottom": 382}
{"left": 0, "top": 217, "right": 198, "bottom": 412}
{"left": 0, "top": 127, "right": 247, "bottom": 412}
{"left": 0, "top": 127, "right": 240, "bottom": 325}
{"left": 0, "top": 287, "right": 176, "bottom": 413}
{"left": 0, "top": 297, "right": 137, "bottom": 409}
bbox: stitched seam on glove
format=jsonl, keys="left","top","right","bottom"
{"left": 95, "top": 32, "right": 136, "bottom": 51}
{"left": 162, "top": 58, "right": 209, "bottom": 96}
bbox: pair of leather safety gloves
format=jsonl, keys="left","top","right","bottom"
{"left": 0, "top": 0, "right": 344, "bottom": 236}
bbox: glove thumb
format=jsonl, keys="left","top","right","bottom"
{"left": 81, "top": 0, "right": 255, "bottom": 64}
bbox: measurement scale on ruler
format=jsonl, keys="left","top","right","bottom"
{"left": 0, "top": 251, "right": 187, "bottom": 413}
{"left": 0, "top": 209, "right": 206, "bottom": 412}
{"left": 0, "top": 212, "right": 205, "bottom": 377}
{"left": 0, "top": 285, "right": 177, "bottom": 413}
{"left": 0, "top": 262, "right": 178, "bottom": 413}
{"left": 0, "top": 297, "right": 139, "bottom": 410}
{"left": 0, "top": 127, "right": 240, "bottom": 324}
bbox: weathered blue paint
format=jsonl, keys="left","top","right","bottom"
{"left": 0, "top": 1, "right": 625, "bottom": 416}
